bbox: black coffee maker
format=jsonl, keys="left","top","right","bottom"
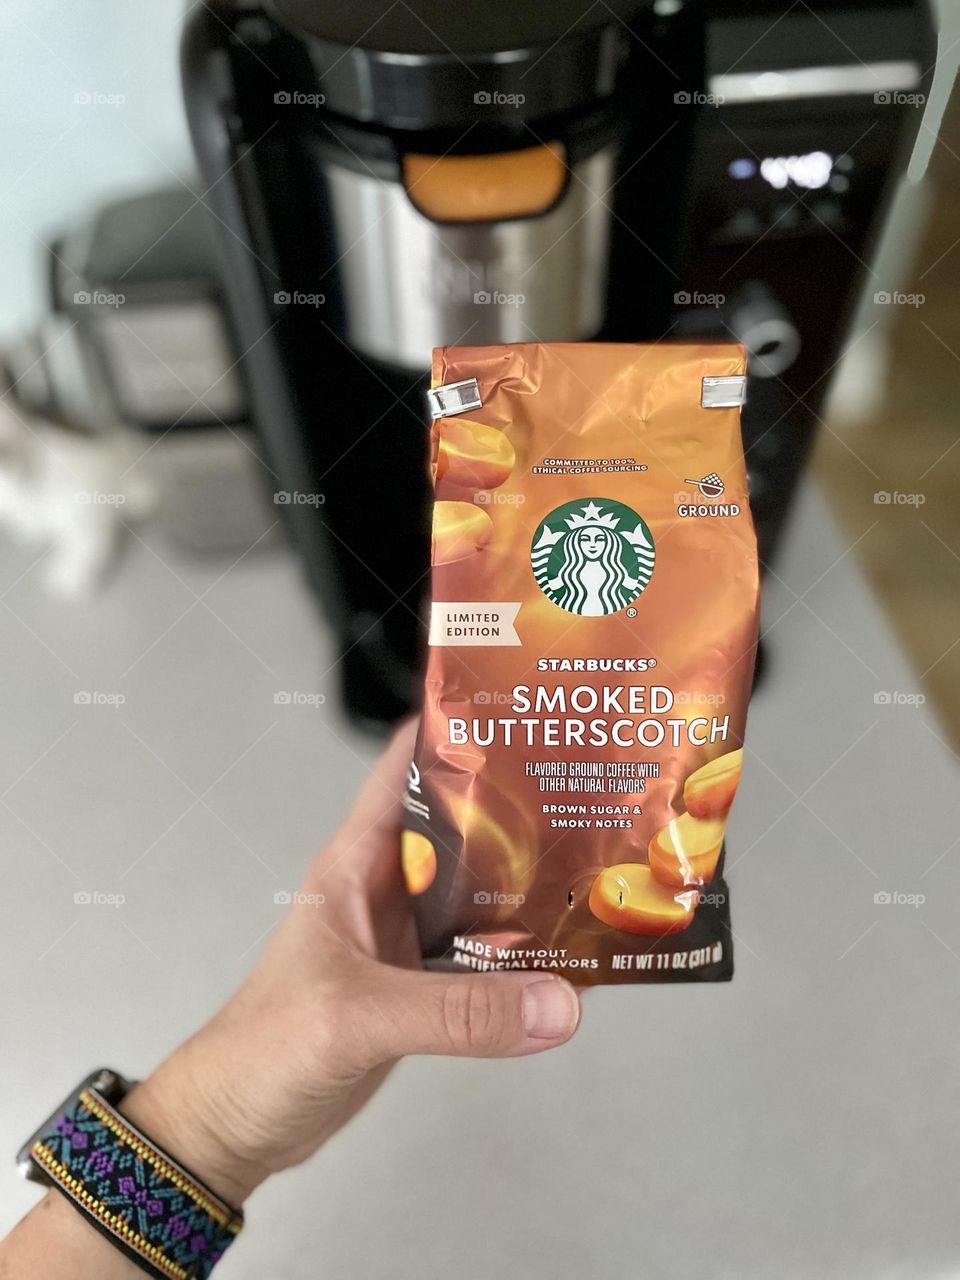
{"left": 182, "top": 0, "right": 931, "bottom": 725}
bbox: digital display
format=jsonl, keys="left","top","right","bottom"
{"left": 728, "top": 151, "right": 836, "bottom": 190}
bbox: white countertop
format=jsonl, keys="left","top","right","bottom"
{"left": 1, "top": 482, "right": 958, "bottom": 1279}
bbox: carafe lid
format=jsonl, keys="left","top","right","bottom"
{"left": 266, "top": 0, "right": 646, "bottom": 130}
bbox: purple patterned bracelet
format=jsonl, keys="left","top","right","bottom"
{"left": 30, "top": 1087, "right": 243, "bottom": 1279}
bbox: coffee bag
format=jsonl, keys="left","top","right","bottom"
{"left": 404, "top": 343, "right": 758, "bottom": 984}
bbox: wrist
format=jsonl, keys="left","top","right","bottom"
{"left": 120, "top": 1035, "right": 269, "bottom": 1207}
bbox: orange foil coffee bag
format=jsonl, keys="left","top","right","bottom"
{"left": 404, "top": 343, "right": 759, "bottom": 984}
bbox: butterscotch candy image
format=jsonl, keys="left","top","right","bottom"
{"left": 431, "top": 501, "right": 494, "bottom": 565}
{"left": 648, "top": 812, "right": 725, "bottom": 888}
{"left": 588, "top": 863, "right": 697, "bottom": 935}
{"left": 436, "top": 420, "right": 516, "bottom": 491}
{"left": 401, "top": 831, "right": 437, "bottom": 896}
{"left": 683, "top": 748, "right": 743, "bottom": 819}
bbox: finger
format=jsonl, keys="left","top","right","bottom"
{"left": 312, "top": 718, "right": 418, "bottom": 895}
{"left": 360, "top": 968, "right": 582, "bottom": 1061}
{"left": 335, "top": 717, "right": 419, "bottom": 859}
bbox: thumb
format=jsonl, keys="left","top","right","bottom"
{"left": 365, "top": 968, "right": 582, "bottom": 1061}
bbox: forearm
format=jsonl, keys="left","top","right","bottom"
{"left": 0, "top": 1191, "right": 142, "bottom": 1280}
{"left": 0, "top": 1036, "right": 260, "bottom": 1280}
{"left": 0, "top": 723, "right": 580, "bottom": 1275}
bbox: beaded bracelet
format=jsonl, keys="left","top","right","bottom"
{"left": 31, "top": 1086, "right": 243, "bottom": 1279}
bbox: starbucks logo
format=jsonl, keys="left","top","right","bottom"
{"left": 531, "top": 498, "right": 655, "bottom": 616}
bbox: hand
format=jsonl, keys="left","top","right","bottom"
{"left": 122, "top": 721, "right": 582, "bottom": 1205}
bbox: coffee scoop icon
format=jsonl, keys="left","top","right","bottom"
{"left": 685, "top": 472, "right": 724, "bottom": 498}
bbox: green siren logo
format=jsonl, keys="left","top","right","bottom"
{"left": 531, "top": 498, "right": 655, "bottom": 616}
